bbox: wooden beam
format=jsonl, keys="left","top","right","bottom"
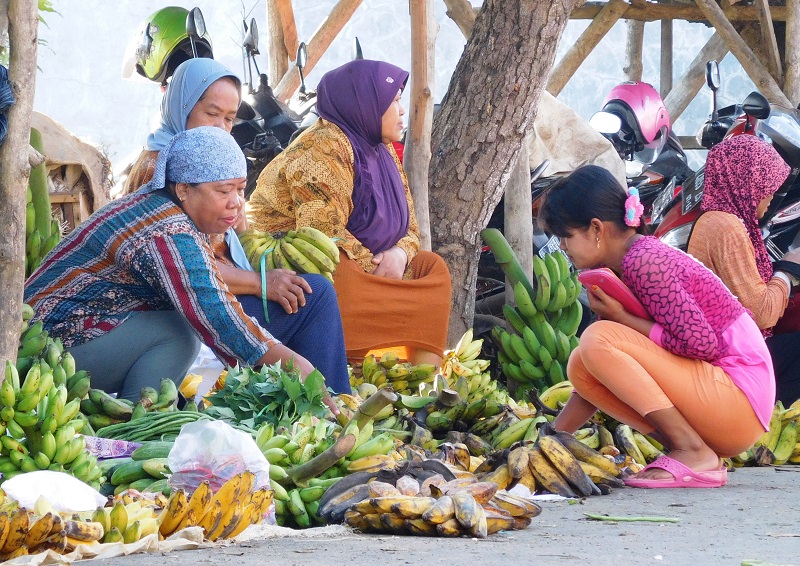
{"left": 28, "top": 145, "right": 44, "bottom": 168}
{"left": 443, "top": 0, "right": 476, "bottom": 39}
{"left": 660, "top": 19, "right": 673, "bottom": 98}
{"left": 276, "top": 0, "right": 298, "bottom": 62}
{"left": 754, "top": 0, "right": 784, "bottom": 86}
{"left": 405, "top": 0, "right": 437, "bottom": 251}
{"left": 504, "top": 143, "right": 533, "bottom": 321}
{"left": 570, "top": 2, "right": 788, "bottom": 22}
{"left": 0, "top": 0, "right": 37, "bottom": 362}
{"left": 624, "top": 19, "right": 644, "bottom": 82}
{"left": 785, "top": 0, "right": 800, "bottom": 104}
{"left": 273, "top": 0, "right": 364, "bottom": 102}
{"left": 694, "top": 0, "right": 791, "bottom": 106}
{"left": 664, "top": 32, "right": 728, "bottom": 122}
{"left": 266, "top": 0, "right": 289, "bottom": 89}
{"left": 547, "top": 0, "right": 630, "bottom": 96}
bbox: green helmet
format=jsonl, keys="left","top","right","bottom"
{"left": 131, "top": 6, "right": 213, "bottom": 85}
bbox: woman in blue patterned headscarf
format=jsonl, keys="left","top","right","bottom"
{"left": 120, "top": 58, "right": 350, "bottom": 395}
{"left": 25, "top": 127, "right": 346, "bottom": 407}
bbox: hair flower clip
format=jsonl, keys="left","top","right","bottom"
{"left": 625, "top": 187, "right": 644, "bottom": 227}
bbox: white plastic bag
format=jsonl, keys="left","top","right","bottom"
{"left": 185, "top": 344, "right": 225, "bottom": 398}
{"left": 3, "top": 470, "right": 107, "bottom": 512}
{"left": 167, "top": 420, "right": 270, "bottom": 493}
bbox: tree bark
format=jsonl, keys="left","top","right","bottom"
{"left": 266, "top": 0, "right": 289, "bottom": 89}
{"left": 784, "top": 0, "right": 800, "bottom": 104}
{"left": 0, "top": 0, "right": 37, "bottom": 363}
{"left": 624, "top": 19, "right": 644, "bottom": 82}
{"left": 443, "top": 0, "right": 476, "bottom": 39}
{"left": 547, "top": 0, "right": 628, "bottom": 96}
{"left": 405, "top": 0, "right": 437, "bottom": 251}
{"left": 664, "top": 32, "right": 728, "bottom": 122}
{"left": 429, "top": 0, "right": 581, "bottom": 343}
{"left": 273, "top": 0, "right": 363, "bottom": 102}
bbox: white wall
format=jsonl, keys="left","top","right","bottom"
{"left": 34, "top": 1, "right": 756, "bottom": 176}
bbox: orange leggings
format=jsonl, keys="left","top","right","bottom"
{"left": 569, "top": 321, "right": 764, "bottom": 457}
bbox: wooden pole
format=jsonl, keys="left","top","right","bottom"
{"left": 570, "top": 2, "right": 788, "bottom": 22}
{"left": 623, "top": 19, "right": 644, "bottom": 82}
{"left": 504, "top": 142, "right": 532, "bottom": 311}
{"left": 276, "top": 0, "right": 299, "bottom": 62}
{"left": 405, "top": 0, "right": 437, "bottom": 251}
{"left": 0, "top": 0, "right": 37, "bottom": 363}
{"left": 273, "top": 0, "right": 364, "bottom": 102}
{"left": 664, "top": 32, "right": 728, "bottom": 122}
{"left": 443, "top": 0, "right": 476, "bottom": 39}
{"left": 547, "top": 0, "right": 630, "bottom": 96}
{"left": 660, "top": 19, "right": 673, "bottom": 98}
{"left": 754, "top": 0, "right": 784, "bottom": 86}
{"left": 266, "top": 0, "right": 289, "bottom": 89}
{"left": 785, "top": 0, "right": 800, "bottom": 104}
{"left": 694, "top": 0, "right": 791, "bottom": 106}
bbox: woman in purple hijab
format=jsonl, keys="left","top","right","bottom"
{"left": 249, "top": 60, "right": 451, "bottom": 365}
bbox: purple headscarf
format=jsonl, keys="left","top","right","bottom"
{"left": 316, "top": 60, "right": 409, "bottom": 254}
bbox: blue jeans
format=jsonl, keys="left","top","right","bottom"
{"left": 237, "top": 274, "right": 351, "bottom": 394}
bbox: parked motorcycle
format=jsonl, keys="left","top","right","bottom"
{"left": 653, "top": 61, "right": 800, "bottom": 270}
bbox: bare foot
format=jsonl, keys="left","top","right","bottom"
{"left": 633, "top": 447, "right": 721, "bottom": 481}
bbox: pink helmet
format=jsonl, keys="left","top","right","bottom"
{"left": 592, "top": 81, "right": 670, "bottom": 163}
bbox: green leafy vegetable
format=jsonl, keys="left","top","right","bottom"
{"left": 203, "top": 363, "right": 329, "bottom": 429}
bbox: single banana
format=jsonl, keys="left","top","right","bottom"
{"left": 538, "top": 435, "right": 597, "bottom": 497}
{"left": 533, "top": 256, "right": 552, "bottom": 311}
{"left": 280, "top": 239, "right": 322, "bottom": 274}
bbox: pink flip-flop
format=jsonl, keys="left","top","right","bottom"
{"left": 623, "top": 455, "right": 727, "bottom": 489}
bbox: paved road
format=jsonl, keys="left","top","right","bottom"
{"left": 92, "top": 467, "right": 799, "bottom": 566}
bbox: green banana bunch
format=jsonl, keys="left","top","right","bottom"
{"left": 238, "top": 226, "right": 340, "bottom": 283}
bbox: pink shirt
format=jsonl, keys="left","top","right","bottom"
{"left": 624, "top": 237, "right": 774, "bottom": 430}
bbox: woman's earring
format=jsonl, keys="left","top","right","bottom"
{"left": 596, "top": 237, "right": 600, "bottom": 249}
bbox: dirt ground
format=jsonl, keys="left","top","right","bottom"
{"left": 89, "top": 467, "right": 799, "bottom": 566}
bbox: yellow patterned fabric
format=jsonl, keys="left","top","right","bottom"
{"left": 247, "top": 119, "right": 420, "bottom": 278}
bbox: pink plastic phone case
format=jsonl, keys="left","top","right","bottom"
{"left": 577, "top": 268, "right": 651, "bottom": 320}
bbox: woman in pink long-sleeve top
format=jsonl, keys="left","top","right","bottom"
{"left": 540, "top": 165, "right": 774, "bottom": 489}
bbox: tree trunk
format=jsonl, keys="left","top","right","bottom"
{"left": 784, "top": 0, "right": 800, "bottom": 104}
{"left": 428, "top": 0, "right": 581, "bottom": 344}
{"left": 0, "top": 0, "right": 37, "bottom": 363}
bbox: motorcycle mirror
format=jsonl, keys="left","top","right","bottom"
{"left": 352, "top": 37, "right": 363, "bottom": 60}
{"left": 705, "top": 61, "right": 721, "bottom": 91}
{"left": 742, "top": 91, "right": 770, "bottom": 120}
{"left": 244, "top": 18, "right": 259, "bottom": 55}
{"left": 186, "top": 7, "right": 206, "bottom": 58}
{"left": 589, "top": 112, "right": 622, "bottom": 135}
{"left": 296, "top": 42, "right": 308, "bottom": 94}
{"left": 530, "top": 160, "right": 550, "bottom": 184}
{"left": 236, "top": 100, "right": 257, "bottom": 121}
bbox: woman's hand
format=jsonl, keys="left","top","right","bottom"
{"left": 370, "top": 246, "right": 407, "bottom": 279}
{"left": 267, "top": 269, "right": 312, "bottom": 314}
{"left": 257, "top": 344, "right": 339, "bottom": 416}
{"left": 588, "top": 285, "right": 655, "bottom": 337}
{"left": 587, "top": 285, "right": 627, "bottom": 322}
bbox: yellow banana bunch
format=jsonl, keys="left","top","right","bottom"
{"left": 157, "top": 472, "right": 272, "bottom": 541}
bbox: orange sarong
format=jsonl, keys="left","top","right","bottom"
{"left": 333, "top": 250, "right": 451, "bottom": 361}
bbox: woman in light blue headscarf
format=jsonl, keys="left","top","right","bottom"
{"left": 122, "top": 58, "right": 350, "bottom": 393}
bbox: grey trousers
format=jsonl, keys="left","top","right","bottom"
{"left": 68, "top": 311, "right": 201, "bottom": 402}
